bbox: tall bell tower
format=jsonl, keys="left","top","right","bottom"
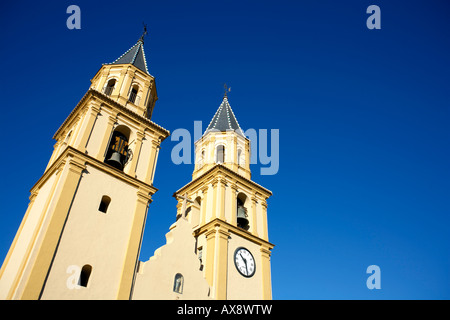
{"left": 0, "top": 33, "right": 169, "bottom": 300}
{"left": 174, "top": 92, "right": 274, "bottom": 300}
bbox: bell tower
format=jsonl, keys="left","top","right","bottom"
{"left": 0, "top": 33, "right": 169, "bottom": 300}
{"left": 174, "top": 93, "right": 274, "bottom": 300}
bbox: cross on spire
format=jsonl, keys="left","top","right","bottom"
{"left": 139, "top": 23, "right": 148, "bottom": 43}
{"left": 223, "top": 83, "right": 231, "bottom": 98}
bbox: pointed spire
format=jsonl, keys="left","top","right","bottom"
{"left": 104, "top": 27, "right": 151, "bottom": 75}
{"left": 204, "top": 93, "right": 245, "bottom": 137}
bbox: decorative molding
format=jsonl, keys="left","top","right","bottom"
{"left": 53, "top": 89, "right": 170, "bottom": 142}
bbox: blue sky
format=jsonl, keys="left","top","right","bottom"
{"left": 0, "top": 0, "right": 449, "bottom": 299}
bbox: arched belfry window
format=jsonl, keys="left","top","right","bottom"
{"left": 104, "top": 126, "right": 131, "bottom": 171}
{"left": 104, "top": 79, "right": 116, "bottom": 96}
{"left": 216, "top": 145, "right": 225, "bottom": 164}
{"left": 237, "top": 149, "right": 243, "bottom": 166}
{"left": 79, "top": 265, "right": 92, "bottom": 287}
{"left": 129, "top": 84, "right": 139, "bottom": 104}
{"left": 199, "top": 149, "right": 205, "bottom": 167}
{"left": 237, "top": 193, "right": 249, "bottom": 230}
{"left": 173, "top": 273, "right": 184, "bottom": 294}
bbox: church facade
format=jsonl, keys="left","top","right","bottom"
{"left": 0, "top": 33, "right": 274, "bottom": 300}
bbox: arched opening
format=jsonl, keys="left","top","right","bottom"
{"left": 199, "top": 149, "right": 205, "bottom": 167}
{"left": 216, "top": 145, "right": 225, "bottom": 164}
{"left": 237, "top": 149, "right": 242, "bottom": 166}
{"left": 98, "top": 195, "right": 111, "bottom": 213}
{"left": 79, "top": 265, "right": 92, "bottom": 287}
{"left": 173, "top": 273, "right": 184, "bottom": 294}
{"left": 194, "top": 196, "right": 201, "bottom": 207}
{"left": 104, "top": 79, "right": 116, "bottom": 96}
{"left": 128, "top": 84, "right": 139, "bottom": 104}
{"left": 237, "top": 193, "right": 249, "bottom": 230}
{"left": 104, "top": 126, "right": 131, "bottom": 171}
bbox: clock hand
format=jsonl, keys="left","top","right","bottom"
{"left": 240, "top": 253, "right": 248, "bottom": 274}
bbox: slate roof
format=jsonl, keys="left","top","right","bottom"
{"left": 104, "top": 38, "right": 150, "bottom": 75}
{"left": 204, "top": 96, "right": 245, "bottom": 137}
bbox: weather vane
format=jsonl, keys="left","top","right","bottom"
{"left": 140, "top": 22, "right": 148, "bottom": 42}
{"left": 224, "top": 83, "right": 231, "bottom": 97}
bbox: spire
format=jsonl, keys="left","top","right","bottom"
{"left": 204, "top": 94, "right": 245, "bottom": 137}
{"left": 104, "top": 26, "right": 150, "bottom": 75}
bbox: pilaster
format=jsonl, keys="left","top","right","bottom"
{"left": 76, "top": 100, "right": 101, "bottom": 153}
{"left": 250, "top": 196, "right": 258, "bottom": 237}
{"left": 200, "top": 185, "right": 209, "bottom": 226}
{"left": 96, "top": 113, "right": 117, "bottom": 160}
{"left": 128, "top": 129, "right": 144, "bottom": 177}
{"left": 116, "top": 189, "right": 151, "bottom": 299}
{"left": 260, "top": 246, "right": 272, "bottom": 300}
{"left": 20, "top": 154, "right": 86, "bottom": 299}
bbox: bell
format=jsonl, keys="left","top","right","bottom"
{"left": 106, "top": 151, "right": 123, "bottom": 169}
{"left": 237, "top": 206, "right": 249, "bottom": 230}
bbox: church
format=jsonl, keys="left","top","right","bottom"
{"left": 0, "top": 31, "right": 274, "bottom": 300}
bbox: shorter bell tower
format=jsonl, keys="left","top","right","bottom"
{"left": 174, "top": 94, "right": 274, "bottom": 300}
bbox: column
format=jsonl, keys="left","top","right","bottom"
{"left": 200, "top": 185, "right": 209, "bottom": 225}
{"left": 76, "top": 101, "right": 101, "bottom": 153}
{"left": 260, "top": 246, "right": 272, "bottom": 300}
{"left": 261, "top": 200, "right": 269, "bottom": 241}
{"left": 144, "top": 138, "right": 160, "bottom": 185}
{"left": 230, "top": 184, "right": 238, "bottom": 226}
{"left": 20, "top": 155, "right": 85, "bottom": 299}
{"left": 211, "top": 179, "right": 218, "bottom": 220}
{"left": 209, "top": 136, "right": 216, "bottom": 162}
{"left": 0, "top": 188, "right": 39, "bottom": 300}
{"left": 217, "top": 178, "right": 226, "bottom": 221}
{"left": 204, "top": 229, "right": 216, "bottom": 289}
{"left": 96, "top": 114, "right": 117, "bottom": 161}
{"left": 204, "top": 224, "right": 230, "bottom": 300}
{"left": 117, "top": 69, "right": 134, "bottom": 105}
{"left": 214, "top": 227, "right": 230, "bottom": 300}
{"left": 127, "top": 130, "right": 144, "bottom": 177}
{"left": 251, "top": 196, "right": 258, "bottom": 237}
{"left": 116, "top": 189, "right": 151, "bottom": 299}
{"left": 96, "top": 66, "right": 111, "bottom": 92}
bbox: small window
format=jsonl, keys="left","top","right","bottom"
{"left": 79, "top": 265, "right": 92, "bottom": 287}
{"left": 129, "top": 85, "right": 139, "bottom": 104}
{"left": 104, "top": 79, "right": 116, "bottom": 96}
{"left": 98, "top": 196, "right": 111, "bottom": 213}
{"left": 237, "top": 149, "right": 242, "bottom": 166}
{"left": 216, "top": 145, "right": 225, "bottom": 164}
{"left": 199, "top": 150, "right": 205, "bottom": 167}
{"left": 173, "top": 273, "right": 184, "bottom": 294}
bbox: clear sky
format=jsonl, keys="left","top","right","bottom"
{"left": 0, "top": 0, "right": 449, "bottom": 299}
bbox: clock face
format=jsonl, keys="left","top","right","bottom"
{"left": 234, "top": 247, "right": 255, "bottom": 277}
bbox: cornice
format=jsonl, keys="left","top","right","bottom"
{"left": 175, "top": 164, "right": 272, "bottom": 198}
{"left": 53, "top": 88, "right": 170, "bottom": 141}
{"left": 31, "top": 146, "right": 158, "bottom": 196}
{"left": 193, "top": 218, "right": 274, "bottom": 249}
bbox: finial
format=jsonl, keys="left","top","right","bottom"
{"left": 224, "top": 83, "right": 231, "bottom": 98}
{"left": 139, "top": 22, "right": 148, "bottom": 43}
